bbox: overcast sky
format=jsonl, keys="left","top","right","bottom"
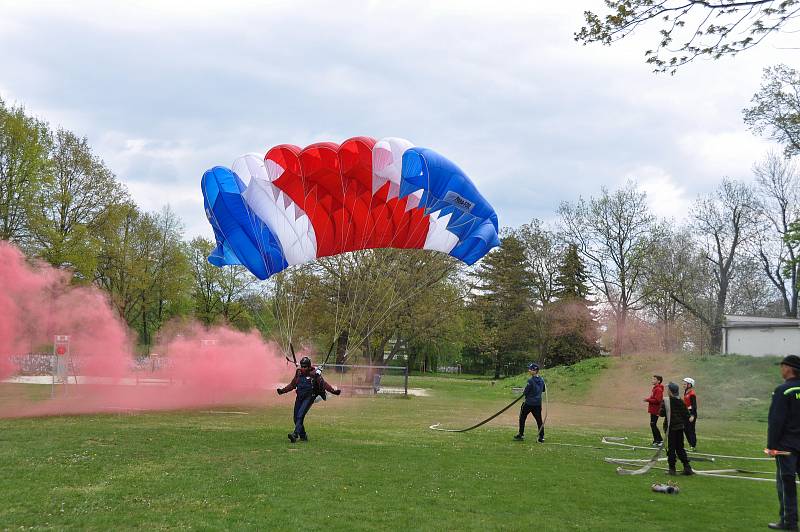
{"left": 0, "top": 0, "right": 793, "bottom": 239}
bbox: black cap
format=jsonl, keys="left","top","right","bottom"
{"left": 667, "top": 382, "right": 679, "bottom": 395}
{"left": 781, "top": 355, "right": 800, "bottom": 370}
{"left": 300, "top": 356, "right": 311, "bottom": 368}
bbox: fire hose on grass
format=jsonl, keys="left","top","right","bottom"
{"left": 429, "top": 389, "right": 550, "bottom": 436}
{"left": 602, "top": 436, "right": 791, "bottom": 482}
{"left": 428, "top": 387, "right": 784, "bottom": 483}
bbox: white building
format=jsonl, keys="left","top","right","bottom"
{"left": 722, "top": 315, "right": 800, "bottom": 357}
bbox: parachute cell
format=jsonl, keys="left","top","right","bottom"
{"left": 201, "top": 137, "right": 500, "bottom": 279}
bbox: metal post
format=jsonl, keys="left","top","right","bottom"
{"left": 404, "top": 366, "right": 409, "bottom": 397}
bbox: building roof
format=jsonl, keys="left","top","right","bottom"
{"left": 723, "top": 315, "right": 800, "bottom": 329}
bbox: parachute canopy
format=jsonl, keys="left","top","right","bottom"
{"left": 202, "top": 136, "right": 499, "bottom": 279}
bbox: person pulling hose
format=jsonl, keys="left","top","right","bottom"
{"left": 514, "top": 362, "right": 546, "bottom": 443}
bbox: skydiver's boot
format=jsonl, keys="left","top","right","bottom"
{"left": 299, "top": 434, "right": 308, "bottom": 442}
{"left": 682, "top": 466, "right": 694, "bottom": 476}
{"left": 288, "top": 432, "right": 298, "bottom": 443}
{"left": 666, "top": 468, "right": 677, "bottom": 475}
{"left": 513, "top": 434, "right": 524, "bottom": 441}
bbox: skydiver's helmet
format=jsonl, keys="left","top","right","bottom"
{"left": 300, "top": 356, "right": 312, "bottom": 369}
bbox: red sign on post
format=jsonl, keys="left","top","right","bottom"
{"left": 54, "top": 335, "right": 69, "bottom": 357}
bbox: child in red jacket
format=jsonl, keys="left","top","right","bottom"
{"left": 644, "top": 375, "right": 664, "bottom": 446}
{"left": 683, "top": 377, "right": 698, "bottom": 451}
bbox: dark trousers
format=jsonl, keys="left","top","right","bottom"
{"left": 649, "top": 414, "right": 663, "bottom": 443}
{"left": 684, "top": 418, "right": 697, "bottom": 448}
{"left": 519, "top": 403, "right": 544, "bottom": 440}
{"left": 293, "top": 395, "right": 314, "bottom": 437}
{"left": 667, "top": 429, "right": 690, "bottom": 469}
{"left": 776, "top": 453, "right": 800, "bottom": 527}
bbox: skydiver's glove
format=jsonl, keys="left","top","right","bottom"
{"left": 277, "top": 388, "right": 285, "bottom": 395}
{"left": 332, "top": 388, "right": 341, "bottom": 396}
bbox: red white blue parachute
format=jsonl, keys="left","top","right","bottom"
{"left": 201, "top": 137, "right": 499, "bottom": 279}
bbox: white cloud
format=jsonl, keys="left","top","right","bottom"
{"left": 628, "top": 167, "right": 692, "bottom": 221}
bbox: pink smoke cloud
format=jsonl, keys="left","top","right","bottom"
{"left": 0, "top": 241, "right": 295, "bottom": 417}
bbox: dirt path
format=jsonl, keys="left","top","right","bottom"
{"left": 493, "top": 353, "right": 691, "bottom": 431}
{"left": 549, "top": 353, "right": 691, "bottom": 429}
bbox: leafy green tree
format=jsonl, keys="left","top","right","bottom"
{"left": 95, "top": 205, "right": 191, "bottom": 345}
{"left": 292, "top": 249, "right": 464, "bottom": 370}
{"left": 744, "top": 65, "right": 800, "bottom": 157}
{"left": 188, "top": 236, "right": 260, "bottom": 330}
{"left": 0, "top": 99, "right": 51, "bottom": 244}
{"left": 576, "top": 1, "right": 800, "bottom": 74}
{"left": 30, "top": 128, "right": 128, "bottom": 279}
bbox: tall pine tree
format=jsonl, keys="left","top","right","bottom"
{"left": 545, "top": 244, "right": 600, "bottom": 366}
{"left": 470, "top": 234, "right": 534, "bottom": 378}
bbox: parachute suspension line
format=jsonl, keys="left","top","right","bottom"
{"left": 343, "top": 256, "right": 458, "bottom": 361}
{"left": 429, "top": 394, "right": 525, "bottom": 432}
{"left": 236, "top": 208, "right": 293, "bottom": 360}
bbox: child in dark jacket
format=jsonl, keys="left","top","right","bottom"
{"left": 514, "top": 363, "right": 546, "bottom": 442}
{"left": 659, "top": 382, "right": 694, "bottom": 476}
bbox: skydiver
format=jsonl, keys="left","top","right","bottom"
{"left": 277, "top": 356, "right": 341, "bottom": 443}
{"left": 514, "top": 362, "right": 546, "bottom": 442}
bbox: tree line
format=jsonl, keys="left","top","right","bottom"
{"left": 1, "top": 62, "right": 799, "bottom": 372}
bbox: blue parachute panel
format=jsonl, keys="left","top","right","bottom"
{"left": 399, "top": 148, "right": 500, "bottom": 265}
{"left": 201, "top": 166, "right": 288, "bottom": 279}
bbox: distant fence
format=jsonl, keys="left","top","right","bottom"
{"left": 10, "top": 354, "right": 54, "bottom": 375}
{"left": 9, "top": 354, "right": 172, "bottom": 376}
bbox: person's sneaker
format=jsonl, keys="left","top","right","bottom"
{"left": 651, "top": 441, "right": 664, "bottom": 447}
{"left": 537, "top": 438, "right": 545, "bottom": 443}
{"left": 768, "top": 522, "right": 798, "bottom": 530}
{"left": 682, "top": 467, "right": 694, "bottom": 476}
{"left": 299, "top": 435, "right": 308, "bottom": 442}
{"left": 288, "top": 433, "right": 297, "bottom": 443}
{"left": 513, "top": 434, "right": 524, "bottom": 441}
{"left": 666, "top": 468, "right": 677, "bottom": 476}
{"left": 689, "top": 446, "right": 696, "bottom": 452}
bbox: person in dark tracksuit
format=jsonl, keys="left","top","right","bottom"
{"left": 659, "top": 382, "right": 694, "bottom": 476}
{"left": 277, "top": 356, "right": 341, "bottom": 443}
{"left": 767, "top": 355, "right": 800, "bottom": 531}
{"left": 644, "top": 375, "right": 664, "bottom": 447}
{"left": 682, "top": 377, "right": 698, "bottom": 451}
{"left": 514, "top": 363, "right": 545, "bottom": 443}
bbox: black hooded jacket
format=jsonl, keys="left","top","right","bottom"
{"left": 768, "top": 377, "right": 800, "bottom": 452}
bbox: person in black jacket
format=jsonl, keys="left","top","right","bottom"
{"left": 514, "top": 363, "right": 546, "bottom": 443}
{"left": 767, "top": 355, "right": 800, "bottom": 531}
{"left": 659, "top": 382, "right": 693, "bottom": 476}
{"left": 277, "top": 356, "right": 341, "bottom": 443}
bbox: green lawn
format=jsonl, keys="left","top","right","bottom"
{"left": 0, "top": 355, "right": 783, "bottom": 531}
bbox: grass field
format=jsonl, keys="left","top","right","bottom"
{"left": 0, "top": 354, "right": 785, "bottom": 531}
